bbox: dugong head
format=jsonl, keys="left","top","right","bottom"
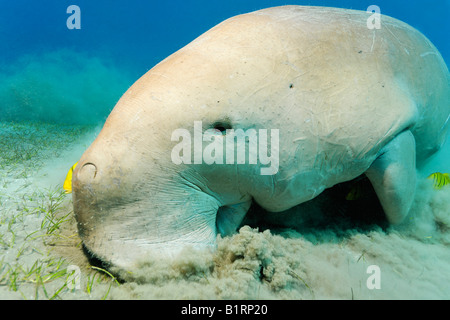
{"left": 73, "top": 13, "right": 285, "bottom": 270}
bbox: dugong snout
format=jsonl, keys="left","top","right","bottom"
{"left": 72, "top": 160, "right": 103, "bottom": 239}
{"left": 72, "top": 149, "right": 221, "bottom": 269}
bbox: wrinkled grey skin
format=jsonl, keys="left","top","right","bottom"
{"left": 72, "top": 6, "right": 450, "bottom": 271}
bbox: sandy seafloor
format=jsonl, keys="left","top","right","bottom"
{"left": 0, "top": 121, "right": 449, "bottom": 300}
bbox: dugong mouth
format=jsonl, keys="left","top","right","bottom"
{"left": 74, "top": 200, "right": 218, "bottom": 271}
{"left": 72, "top": 163, "right": 220, "bottom": 271}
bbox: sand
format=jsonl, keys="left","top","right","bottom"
{"left": 0, "top": 121, "right": 449, "bottom": 300}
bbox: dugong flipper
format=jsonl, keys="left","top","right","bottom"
{"left": 366, "top": 131, "right": 416, "bottom": 224}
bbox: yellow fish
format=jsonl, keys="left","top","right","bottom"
{"left": 427, "top": 172, "right": 450, "bottom": 190}
{"left": 63, "top": 162, "right": 78, "bottom": 194}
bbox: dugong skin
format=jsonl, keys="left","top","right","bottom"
{"left": 72, "top": 6, "right": 450, "bottom": 270}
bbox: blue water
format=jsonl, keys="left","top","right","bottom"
{"left": 0, "top": 0, "right": 449, "bottom": 124}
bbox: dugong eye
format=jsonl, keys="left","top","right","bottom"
{"left": 212, "top": 120, "right": 232, "bottom": 134}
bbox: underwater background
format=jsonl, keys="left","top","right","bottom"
{"left": 0, "top": 0, "right": 449, "bottom": 299}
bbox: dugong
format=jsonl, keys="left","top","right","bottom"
{"left": 72, "top": 6, "right": 450, "bottom": 270}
